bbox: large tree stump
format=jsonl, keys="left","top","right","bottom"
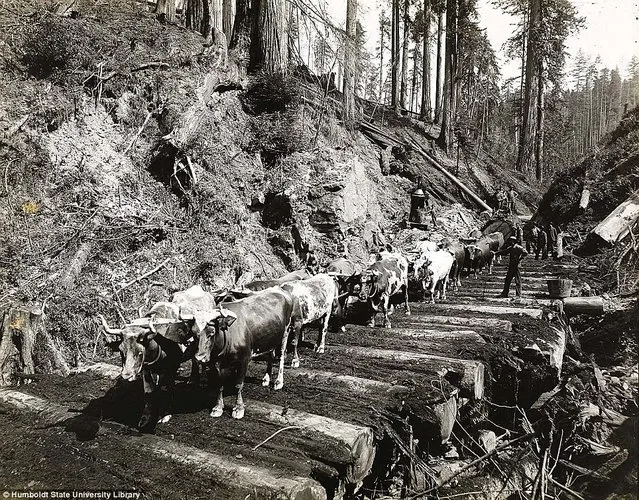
{"left": 0, "top": 306, "right": 37, "bottom": 385}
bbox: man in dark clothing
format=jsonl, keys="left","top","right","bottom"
{"left": 496, "top": 236, "right": 529, "bottom": 298}
{"left": 548, "top": 223, "right": 558, "bottom": 259}
{"left": 535, "top": 226, "right": 548, "bottom": 260}
{"left": 514, "top": 223, "right": 524, "bottom": 246}
{"left": 528, "top": 224, "right": 539, "bottom": 254}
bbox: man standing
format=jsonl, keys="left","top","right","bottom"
{"left": 536, "top": 226, "right": 548, "bottom": 260}
{"left": 528, "top": 224, "right": 539, "bottom": 254}
{"left": 507, "top": 188, "right": 519, "bottom": 215}
{"left": 548, "top": 222, "right": 558, "bottom": 259}
{"left": 514, "top": 222, "right": 524, "bottom": 246}
{"left": 496, "top": 236, "right": 529, "bottom": 298}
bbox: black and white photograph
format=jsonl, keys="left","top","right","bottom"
{"left": 0, "top": 0, "right": 637, "bottom": 498}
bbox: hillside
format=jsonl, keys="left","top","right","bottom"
{"left": 0, "top": 1, "right": 543, "bottom": 367}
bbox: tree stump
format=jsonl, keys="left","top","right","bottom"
{"left": 0, "top": 306, "right": 37, "bottom": 385}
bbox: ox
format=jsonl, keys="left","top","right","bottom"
{"left": 357, "top": 253, "right": 410, "bottom": 328}
{"left": 282, "top": 274, "right": 339, "bottom": 366}
{"left": 439, "top": 238, "right": 466, "bottom": 289}
{"left": 195, "top": 287, "right": 294, "bottom": 420}
{"left": 326, "top": 258, "right": 360, "bottom": 331}
{"left": 416, "top": 250, "right": 454, "bottom": 303}
{"left": 465, "top": 232, "right": 504, "bottom": 278}
{"left": 99, "top": 285, "right": 216, "bottom": 431}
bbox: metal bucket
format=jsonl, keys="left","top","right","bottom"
{"left": 547, "top": 279, "right": 573, "bottom": 299}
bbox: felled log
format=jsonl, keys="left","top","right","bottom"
{"left": 402, "top": 314, "right": 513, "bottom": 331}
{"left": 288, "top": 368, "right": 458, "bottom": 446}
{"left": 413, "top": 303, "right": 544, "bottom": 319}
{"left": 329, "top": 346, "right": 484, "bottom": 400}
{"left": 406, "top": 134, "right": 493, "bottom": 212}
{"left": 244, "top": 400, "right": 375, "bottom": 485}
{"left": 579, "top": 189, "right": 591, "bottom": 210}
{"left": 562, "top": 296, "right": 605, "bottom": 316}
{"left": 0, "top": 388, "right": 327, "bottom": 500}
{"left": 392, "top": 328, "right": 485, "bottom": 343}
{"left": 589, "top": 190, "right": 639, "bottom": 246}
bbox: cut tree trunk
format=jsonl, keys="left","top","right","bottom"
{"left": 0, "top": 305, "right": 69, "bottom": 385}
{"left": 589, "top": 190, "right": 639, "bottom": 246}
{"left": 244, "top": 400, "right": 376, "bottom": 485}
{"left": 412, "top": 303, "right": 543, "bottom": 319}
{"left": 402, "top": 314, "right": 512, "bottom": 331}
{"left": 0, "top": 389, "right": 327, "bottom": 500}
{"left": 155, "top": 0, "right": 176, "bottom": 22}
{"left": 329, "top": 346, "right": 484, "bottom": 400}
{"left": 562, "top": 296, "right": 605, "bottom": 316}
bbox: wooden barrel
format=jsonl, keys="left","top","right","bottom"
{"left": 547, "top": 279, "right": 572, "bottom": 298}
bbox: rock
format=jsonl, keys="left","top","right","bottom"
{"left": 478, "top": 430, "right": 497, "bottom": 453}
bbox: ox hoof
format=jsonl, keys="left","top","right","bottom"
{"left": 405, "top": 309, "right": 411, "bottom": 316}
{"left": 383, "top": 323, "right": 392, "bottom": 329}
{"left": 274, "top": 379, "right": 284, "bottom": 391}
{"left": 210, "top": 407, "right": 224, "bottom": 418}
{"left": 291, "top": 359, "right": 300, "bottom": 369}
{"left": 262, "top": 374, "right": 270, "bottom": 387}
{"left": 315, "top": 345, "right": 325, "bottom": 354}
{"left": 366, "top": 321, "right": 375, "bottom": 328}
{"left": 158, "top": 414, "right": 172, "bottom": 424}
{"left": 231, "top": 407, "right": 245, "bottom": 420}
{"left": 340, "top": 326, "right": 346, "bottom": 333}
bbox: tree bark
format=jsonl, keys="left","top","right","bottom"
{"left": 186, "top": 0, "right": 213, "bottom": 39}
{"left": 250, "top": 0, "right": 288, "bottom": 73}
{"left": 535, "top": 67, "right": 545, "bottom": 182}
{"left": 391, "top": 0, "right": 401, "bottom": 113}
{"left": 562, "top": 297, "right": 605, "bottom": 316}
{"left": 230, "top": 0, "right": 251, "bottom": 52}
{"left": 399, "top": 0, "right": 410, "bottom": 109}
{"left": 155, "top": 0, "right": 176, "bottom": 22}
{"left": 437, "top": 0, "right": 456, "bottom": 152}
{"left": 343, "top": 0, "right": 358, "bottom": 125}
{"left": 434, "top": 9, "right": 444, "bottom": 123}
{"left": 420, "top": 0, "right": 432, "bottom": 121}
{"left": 516, "top": 0, "right": 540, "bottom": 173}
{"left": 589, "top": 190, "right": 639, "bottom": 246}
{"left": 222, "top": 0, "right": 234, "bottom": 42}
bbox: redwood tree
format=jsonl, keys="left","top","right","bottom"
{"left": 250, "top": 0, "right": 288, "bottom": 73}
{"left": 343, "top": 0, "right": 358, "bottom": 124}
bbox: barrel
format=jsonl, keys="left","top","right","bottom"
{"left": 547, "top": 279, "right": 573, "bottom": 298}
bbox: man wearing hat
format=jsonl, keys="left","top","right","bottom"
{"left": 495, "top": 236, "right": 529, "bottom": 298}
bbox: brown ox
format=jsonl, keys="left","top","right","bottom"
{"left": 195, "top": 288, "right": 294, "bottom": 420}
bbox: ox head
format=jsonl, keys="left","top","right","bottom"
{"left": 357, "top": 270, "right": 382, "bottom": 303}
{"left": 195, "top": 305, "right": 238, "bottom": 364}
{"left": 416, "top": 257, "right": 434, "bottom": 288}
{"left": 465, "top": 244, "right": 480, "bottom": 263}
{"left": 99, "top": 315, "right": 181, "bottom": 382}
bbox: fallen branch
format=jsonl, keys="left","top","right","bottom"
{"left": 252, "top": 425, "right": 301, "bottom": 451}
{"left": 122, "top": 111, "right": 153, "bottom": 155}
{"left": 408, "top": 432, "right": 536, "bottom": 498}
{"left": 120, "top": 258, "right": 171, "bottom": 291}
{"left": 548, "top": 477, "right": 586, "bottom": 500}
{"left": 131, "top": 62, "right": 170, "bottom": 72}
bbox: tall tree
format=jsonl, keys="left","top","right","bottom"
{"left": 222, "top": 0, "right": 234, "bottom": 41}
{"left": 155, "top": 0, "right": 176, "bottom": 22}
{"left": 437, "top": 0, "right": 457, "bottom": 152}
{"left": 433, "top": 0, "right": 445, "bottom": 123}
{"left": 420, "top": 0, "right": 432, "bottom": 120}
{"left": 400, "top": 0, "right": 411, "bottom": 109}
{"left": 343, "top": 0, "right": 358, "bottom": 124}
{"left": 391, "top": 0, "right": 401, "bottom": 113}
{"left": 250, "top": 0, "right": 287, "bottom": 73}
{"left": 186, "top": 0, "right": 213, "bottom": 39}
{"left": 376, "top": 10, "right": 391, "bottom": 103}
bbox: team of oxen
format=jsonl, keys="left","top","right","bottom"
{"left": 99, "top": 230, "right": 506, "bottom": 430}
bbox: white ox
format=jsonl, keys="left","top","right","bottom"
{"left": 416, "top": 250, "right": 455, "bottom": 303}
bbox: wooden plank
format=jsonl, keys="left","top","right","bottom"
{"left": 244, "top": 401, "right": 376, "bottom": 485}
{"left": 400, "top": 314, "right": 513, "bottom": 331}
{"left": 0, "top": 388, "right": 327, "bottom": 500}
{"left": 328, "top": 346, "right": 484, "bottom": 400}
{"left": 562, "top": 296, "right": 605, "bottom": 316}
{"left": 415, "top": 303, "right": 544, "bottom": 319}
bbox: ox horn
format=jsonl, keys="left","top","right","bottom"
{"left": 218, "top": 304, "right": 228, "bottom": 318}
{"left": 98, "top": 314, "right": 122, "bottom": 335}
{"left": 148, "top": 317, "right": 157, "bottom": 334}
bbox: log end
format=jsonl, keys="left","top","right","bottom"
{"left": 347, "top": 428, "right": 377, "bottom": 485}
{"left": 287, "top": 478, "right": 328, "bottom": 500}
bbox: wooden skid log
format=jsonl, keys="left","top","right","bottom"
{"left": 413, "top": 303, "right": 544, "bottom": 319}
{"left": 244, "top": 401, "right": 375, "bottom": 485}
{"left": 72, "top": 362, "right": 121, "bottom": 379}
{"left": 400, "top": 314, "right": 513, "bottom": 331}
{"left": 0, "top": 388, "right": 326, "bottom": 500}
{"left": 562, "top": 296, "right": 605, "bottom": 316}
{"left": 329, "top": 346, "right": 484, "bottom": 400}
{"left": 392, "top": 328, "right": 485, "bottom": 343}
{"left": 287, "top": 368, "right": 458, "bottom": 445}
